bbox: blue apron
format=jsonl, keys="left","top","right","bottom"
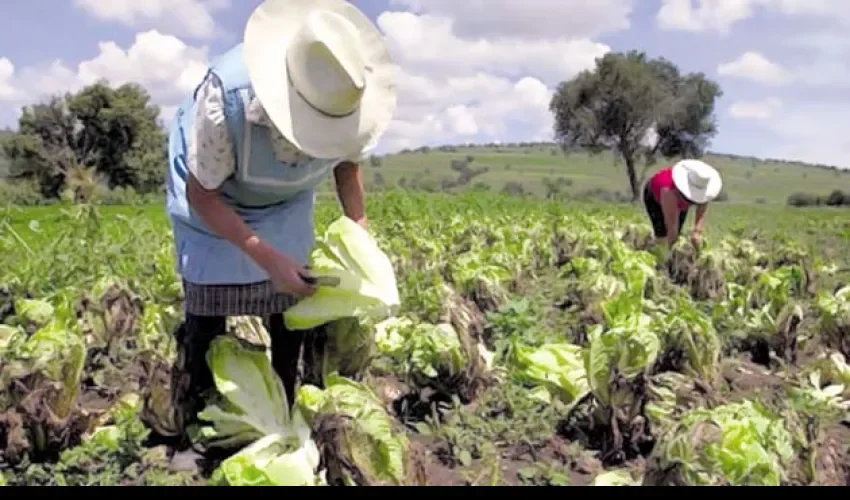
{"left": 165, "top": 43, "right": 342, "bottom": 285}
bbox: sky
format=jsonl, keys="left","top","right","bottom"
{"left": 0, "top": 0, "right": 848, "bottom": 168}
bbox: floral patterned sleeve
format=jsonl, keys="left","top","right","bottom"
{"left": 186, "top": 75, "right": 235, "bottom": 190}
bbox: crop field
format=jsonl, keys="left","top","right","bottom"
{"left": 340, "top": 145, "right": 850, "bottom": 205}
{"left": 2, "top": 190, "right": 850, "bottom": 486}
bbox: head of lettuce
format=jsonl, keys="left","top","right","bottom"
{"left": 284, "top": 216, "right": 401, "bottom": 381}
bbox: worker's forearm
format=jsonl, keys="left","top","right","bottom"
{"left": 663, "top": 208, "right": 679, "bottom": 245}
{"left": 693, "top": 206, "right": 707, "bottom": 232}
{"left": 335, "top": 162, "right": 367, "bottom": 227}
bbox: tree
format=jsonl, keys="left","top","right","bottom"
{"left": 549, "top": 50, "right": 723, "bottom": 201}
{"left": 1, "top": 80, "right": 166, "bottom": 198}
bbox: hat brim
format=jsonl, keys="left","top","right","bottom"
{"left": 244, "top": 0, "right": 397, "bottom": 160}
{"left": 672, "top": 160, "right": 722, "bottom": 204}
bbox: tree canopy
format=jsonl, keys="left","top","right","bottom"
{"left": 1, "top": 80, "right": 167, "bottom": 199}
{"left": 549, "top": 50, "right": 723, "bottom": 200}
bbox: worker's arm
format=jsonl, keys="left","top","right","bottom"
{"left": 692, "top": 204, "right": 708, "bottom": 234}
{"left": 659, "top": 188, "right": 680, "bottom": 247}
{"left": 334, "top": 160, "right": 367, "bottom": 229}
{"left": 185, "top": 75, "right": 314, "bottom": 297}
{"left": 690, "top": 204, "right": 708, "bottom": 244}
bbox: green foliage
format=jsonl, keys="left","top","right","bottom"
{"left": 549, "top": 51, "right": 723, "bottom": 199}
{"left": 1, "top": 81, "right": 166, "bottom": 199}
{"left": 3, "top": 191, "right": 850, "bottom": 487}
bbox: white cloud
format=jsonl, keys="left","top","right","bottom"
{"left": 445, "top": 106, "right": 479, "bottom": 136}
{"left": 380, "top": 71, "right": 555, "bottom": 152}
{"left": 74, "top": 0, "right": 230, "bottom": 39}
{"left": 728, "top": 97, "right": 783, "bottom": 119}
{"left": 377, "top": 12, "right": 609, "bottom": 85}
{"left": 717, "top": 52, "right": 791, "bottom": 85}
{"left": 657, "top": 0, "right": 760, "bottom": 34}
{"left": 0, "top": 31, "right": 209, "bottom": 124}
{"left": 717, "top": 51, "right": 850, "bottom": 88}
{"left": 0, "top": 58, "right": 20, "bottom": 101}
{"left": 373, "top": 10, "right": 607, "bottom": 152}
{"left": 657, "top": 0, "right": 850, "bottom": 33}
{"left": 388, "top": 0, "right": 634, "bottom": 39}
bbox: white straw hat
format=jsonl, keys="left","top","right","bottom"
{"left": 243, "top": 0, "right": 397, "bottom": 159}
{"left": 671, "top": 159, "right": 723, "bottom": 204}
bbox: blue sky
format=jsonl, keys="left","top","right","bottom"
{"left": 0, "top": 0, "right": 848, "bottom": 167}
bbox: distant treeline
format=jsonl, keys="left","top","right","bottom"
{"left": 787, "top": 190, "right": 850, "bottom": 208}
{"left": 392, "top": 141, "right": 845, "bottom": 173}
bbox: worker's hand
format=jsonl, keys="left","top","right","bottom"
{"left": 261, "top": 250, "right": 316, "bottom": 299}
{"left": 690, "top": 230, "right": 703, "bottom": 246}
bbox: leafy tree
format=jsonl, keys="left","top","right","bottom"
{"left": 1, "top": 80, "right": 166, "bottom": 198}
{"left": 549, "top": 50, "right": 723, "bottom": 200}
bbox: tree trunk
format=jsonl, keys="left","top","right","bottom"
{"left": 625, "top": 154, "right": 640, "bottom": 202}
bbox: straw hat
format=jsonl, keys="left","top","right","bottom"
{"left": 243, "top": 0, "right": 397, "bottom": 159}
{"left": 672, "top": 159, "right": 723, "bottom": 204}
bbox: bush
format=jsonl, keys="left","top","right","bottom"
{"left": 450, "top": 159, "right": 468, "bottom": 172}
{"left": 826, "top": 190, "right": 849, "bottom": 207}
{"left": 501, "top": 182, "right": 525, "bottom": 197}
{"left": 787, "top": 192, "right": 822, "bottom": 207}
{"left": 369, "top": 156, "right": 382, "bottom": 167}
{"left": 417, "top": 179, "right": 439, "bottom": 193}
{"left": 0, "top": 179, "right": 44, "bottom": 206}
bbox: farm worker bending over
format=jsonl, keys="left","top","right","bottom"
{"left": 164, "top": 0, "right": 397, "bottom": 443}
{"left": 643, "top": 159, "right": 723, "bottom": 248}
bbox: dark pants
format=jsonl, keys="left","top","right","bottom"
{"left": 171, "top": 313, "right": 306, "bottom": 434}
{"left": 643, "top": 184, "right": 688, "bottom": 239}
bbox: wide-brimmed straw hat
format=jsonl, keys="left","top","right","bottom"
{"left": 243, "top": 0, "right": 397, "bottom": 159}
{"left": 672, "top": 159, "right": 723, "bottom": 204}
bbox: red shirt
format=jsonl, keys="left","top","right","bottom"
{"left": 649, "top": 167, "right": 690, "bottom": 212}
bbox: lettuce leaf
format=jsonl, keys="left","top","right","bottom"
{"left": 210, "top": 418, "right": 325, "bottom": 487}
{"left": 297, "top": 374, "right": 410, "bottom": 486}
{"left": 591, "top": 469, "right": 642, "bottom": 486}
{"left": 651, "top": 400, "right": 795, "bottom": 486}
{"left": 510, "top": 342, "right": 589, "bottom": 407}
{"left": 14, "top": 298, "right": 54, "bottom": 328}
{"left": 198, "top": 337, "right": 294, "bottom": 448}
{"left": 198, "top": 336, "right": 324, "bottom": 486}
{"left": 285, "top": 217, "right": 400, "bottom": 331}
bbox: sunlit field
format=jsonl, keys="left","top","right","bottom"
{"left": 2, "top": 186, "right": 850, "bottom": 486}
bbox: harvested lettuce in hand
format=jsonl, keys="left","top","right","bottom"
{"left": 284, "top": 217, "right": 401, "bottom": 384}
{"left": 198, "top": 337, "right": 325, "bottom": 486}
{"left": 285, "top": 216, "right": 400, "bottom": 330}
